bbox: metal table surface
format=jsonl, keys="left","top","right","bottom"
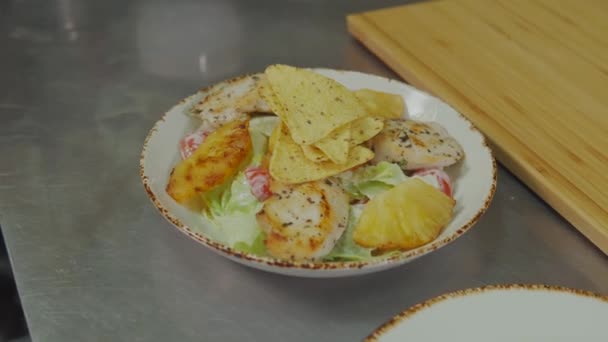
{"left": 1, "top": 0, "right": 607, "bottom": 341}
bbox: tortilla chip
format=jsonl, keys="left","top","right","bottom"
{"left": 313, "top": 123, "right": 351, "bottom": 164}
{"left": 270, "top": 125, "right": 374, "bottom": 183}
{"left": 354, "top": 89, "right": 405, "bottom": 119}
{"left": 265, "top": 65, "right": 367, "bottom": 145}
{"left": 350, "top": 117, "right": 384, "bottom": 145}
{"left": 258, "top": 77, "right": 283, "bottom": 115}
{"left": 301, "top": 145, "right": 329, "bottom": 162}
{"left": 305, "top": 117, "right": 382, "bottom": 164}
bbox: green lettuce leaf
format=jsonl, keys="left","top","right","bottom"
{"left": 249, "top": 115, "right": 279, "bottom": 137}
{"left": 248, "top": 116, "right": 278, "bottom": 166}
{"left": 208, "top": 211, "right": 262, "bottom": 249}
{"left": 222, "top": 172, "right": 261, "bottom": 214}
{"left": 324, "top": 204, "right": 373, "bottom": 261}
{"left": 202, "top": 172, "right": 264, "bottom": 250}
{"left": 336, "top": 161, "right": 407, "bottom": 199}
{"left": 234, "top": 232, "right": 267, "bottom": 255}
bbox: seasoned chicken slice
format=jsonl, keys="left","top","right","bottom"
{"left": 370, "top": 119, "right": 464, "bottom": 170}
{"left": 256, "top": 179, "right": 349, "bottom": 261}
{"left": 191, "top": 73, "right": 272, "bottom": 130}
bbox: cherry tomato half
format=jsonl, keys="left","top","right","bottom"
{"left": 412, "top": 168, "right": 453, "bottom": 197}
{"left": 245, "top": 166, "right": 272, "bottom": 201}
{"left": 178, "top": 130, "right": 209, "bottom": 159}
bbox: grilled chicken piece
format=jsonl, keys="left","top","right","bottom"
{"left": 370, "top": 119, "right": 463, "bottom": 170}
{"left": 191, "top": 73, "right": 272, "bottom": 131}
{"left": 256, "top": 179, "right": 349, "bottom": 261}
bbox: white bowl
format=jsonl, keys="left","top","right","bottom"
{"left": 140, "top": 69, "right": 497, "bottom": 278}
{"left": 366, "top": 284, "right": 608, "bottom": 341}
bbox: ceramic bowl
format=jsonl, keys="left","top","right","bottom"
{"left": 140, "top": 69, "right": 496, "bottom": 277}
{"left": 366, "top": 284, "right": 608, "bottom": 341}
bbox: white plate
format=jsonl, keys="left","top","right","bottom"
{"left": 367, "top": 284, "right": 608, "bottom": 341}
{"left": 140, "top": 68, "right": 496, "bottom": 277}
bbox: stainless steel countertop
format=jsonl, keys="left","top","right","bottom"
{"left": 1, "top": 0, "right": 607, "bottom": 341}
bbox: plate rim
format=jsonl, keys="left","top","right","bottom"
{"left": 139, "top": 68, "right": 498, "bottom": 272}
{"left": 365, "top": 283, "right": 608, "bottom": 341}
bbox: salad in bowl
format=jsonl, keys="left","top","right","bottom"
{"left": 141, "top": 65, "right": 496, "bottom": 277}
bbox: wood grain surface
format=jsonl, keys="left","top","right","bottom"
{"left": 347, "top": 0, "right": 608, "bottom": 254}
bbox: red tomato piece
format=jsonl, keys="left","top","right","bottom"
{"left": 179, "top": 130, "right": 208, "bottom": 159}
{"left": 412, "top": 168, "right": 453, "bottom": 197}
{"left": 245, "top": 166, "right": 272, "bottom": 201}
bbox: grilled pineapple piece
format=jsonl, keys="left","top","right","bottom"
{"left": 166, "top": 119, "right": 252, "bottom": 205}
{"left": 353, "top": 178, "right": 455, "bottom": 251}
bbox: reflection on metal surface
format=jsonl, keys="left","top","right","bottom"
{"left": 198, "top": 53, "right": 207, "bottom": 74}
{"left": 57, "top": 0, "right": 79, "bottom": 41}
{"left": 6, "top": 0, "right": 84, "bottom": 43}
{"left": 8, "top": 26, "right": 53, "bottom": 43}
{"left": 135, "top": 1, "right": 242, "bottom": 80}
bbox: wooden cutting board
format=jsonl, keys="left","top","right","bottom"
{"left": 347, "top": 0, "right": 608, "bottom": 254}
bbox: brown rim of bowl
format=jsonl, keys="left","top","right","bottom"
{"left": 139, "top": 69, "right": 498, "bottom": 271}
{"left": 365, "top": 283, "right": 608, "bottom": 341}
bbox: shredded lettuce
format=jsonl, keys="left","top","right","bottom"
{"left": 249, "top": 115, "right": 279, "bottom": 137}
{"left": 207, "top": 212, "right": 262, "bottom": 249}
{"left": 201, "top": 182, "right": 231, "bottom": 213}
{"left": 326, "top": 163, "right": 408, "bottom": 261}
{"left": 200, "top": 117, "right": 279, "bottom": 254}
{"left": 202, "top": 172, "right": 263, "bottom": 249}
{"left": 249, "top": 131, "right": 267, "bottom": 166}
{"left": 224, "top": 173, "right": 261, "bottom": 214}
{"left": 234, "top": 232, "right": 267, "bottom": 255}
{"left": 248, "top": 116, "right": 278, "bottom": 166}
{"left": 336, "top": 161, "right": 407, "bottom": 199}
{"left": 324, "top": 204, "right": 373, "bottom": 261}
{"left": 324, "top": 204, "right": 403, "bottom": 262}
